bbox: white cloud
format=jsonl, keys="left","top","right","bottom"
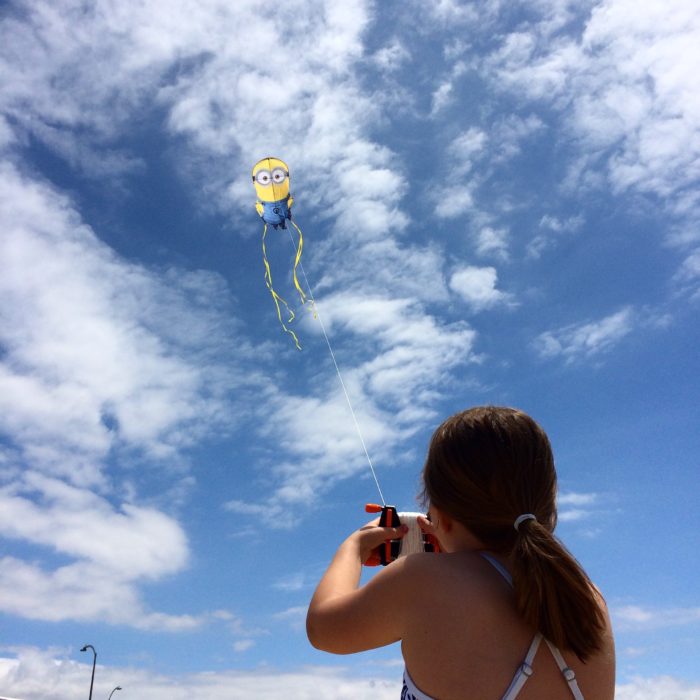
{"left": 314, "top": 237, "right": 450, "bottom": 304}
{"left": 558, "top": 492, "right": 599, "bottom": 507}
{"left": 0, "top": 161, "right": 249, "bottom": 628}
{"left": 430, "top": 60, "right": 467, "bottom": 116}
{"left": 557, "top": 490, "right": 602, "bottom": 523}
{"left": 0, "top": 471, "right": 214, "bottom": 630}
{"left": 414, "top": 0, "right": 481, "bottom": 26}
{"left": 534, "top": 306, "right": 635, "bottom": 363}
{"left": 673, "top": 248, "right": 700, "bottom": 300}
{"left": 372, "top": 38, "right": 411, "bottom": 72}
{"left": 490, "top": 114, "right": 546, "bottom": 162}
{"left": 233, "top": 292, "right": 476, "bottom": 517}
{"left": 449, "top": 265, "right": 512, "bottom": 312}
{"left": 0, "top": 556, "right": 205, "bottom": 631}
{"left": 432, "top": 116, "right": 543, "bottom": 238}
{"left": 432, "top": 129, "right": 489, "bottom": 222}
{"left": 272, "top": 605, "right": 308, "bottom": 631}
{"left": 431, "top": 81, "right": 454, "bottom": 115}
{"left": 0, "top": 649, "right": 400, "bottom": 700}
{"left": 613, "top": 605, "right": 700, "bottom": 631}
{"left": 271, "top": 572, "right": 309, "bottom": 592}
{"left": 434, "top": 185, "right": 476, "bottom": 219}
{"left": 0, "top": 162, "right": 239, "bottom": 482}
{"left": 2, "top": 648, "right": 700, "bottom": 700}
{"left": 0, "top": 473, "right": 187, "bottom": 578}
{"left": 616, "top": 676, "right": 700, "bottom": 700}
{"left": 476, "top": 226, "right": 510, "bottom": 260}
{"left": 528, "top": 214, "right": 585, "bottom": 258}
{"left": 451, "top": 128, "right": 488, "bottom": 173}
{"left": 485, "top": 0, "right": 700, "bottom": 239}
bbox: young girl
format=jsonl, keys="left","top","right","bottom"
{"left": 306, "top": 406, "right": 615, "bottom": 699}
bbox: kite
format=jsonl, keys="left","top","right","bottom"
{"left": 252, "top": 156, "right": 308, "bottom": 349}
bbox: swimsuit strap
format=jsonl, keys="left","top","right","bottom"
{"left": 479, "top": 552, "right": 585, "bottom": 700}
{"left": 479, "top": 551, "right": 513, "bottom": 586}
{"left": 544, "top": 639, "right": 585, "bottom": 700}
{"left": 500, "top": 633, "right": 542, "bottom": 700}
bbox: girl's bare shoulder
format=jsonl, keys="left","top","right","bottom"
{"left": 395, "top": 551, "right": 507, "bottom": 601}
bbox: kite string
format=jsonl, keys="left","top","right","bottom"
{"left": 288, "top": 222, "right": 386, "bottom": 506}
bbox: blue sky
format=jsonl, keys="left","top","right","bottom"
{"left": 1, "top": 0, "right": 699, "bottom": 698}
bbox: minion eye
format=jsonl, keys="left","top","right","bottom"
{"left": 271, "top": 168, "right": 287, "bottom": 184}
{"left": 255, "top": 170, "right": 272, "bottom": 185}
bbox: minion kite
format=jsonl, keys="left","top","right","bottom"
{"left": 252, "top": 156, "right": 294, "bottom": 229}
{"left": 252, "top": 157, "right": 308, "bottom": 349}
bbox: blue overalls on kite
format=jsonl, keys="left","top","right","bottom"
{"left": 260, "top": 198, "right": 291, "bottom": 229}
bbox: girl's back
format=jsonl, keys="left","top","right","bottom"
{"left": 399, "top": 551, "right": 615, "bottom": 700}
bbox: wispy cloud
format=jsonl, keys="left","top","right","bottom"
{"left": 616, "top": 676, "right": 700, "bottom": 700}
{"left": 557, "top": 491, "right": 602, "bottom": 523}
{"left": 490, "top": 114, "right": 546, "bottom": 163}
{"left": 272, "top": 605, "right": 308, "bottom": 631}
{"left": 533, "top": 306, "right": 635, "bottom": 363}
{"left": 673, "top": 248, "right": 700, "bottom": 300}
{"left": 613, "top": 604, "right": 700, "bottom": 631}
{"left": 372, "top": 38, "right": 411, "bottom": 72}
{"left": 528, "top": 214, "right": 585, "bottom": 258}
{"left": 483, "top": 0, "right": 700, "bottom": 260}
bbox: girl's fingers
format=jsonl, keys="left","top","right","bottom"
{"left": 417, "top": 514, "right": 435, "bottom": 534}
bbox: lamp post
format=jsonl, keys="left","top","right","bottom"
{"left": 108, "top": 687, "right": 122, "bottom": 699}
{"left": 80, "top": 644, "right": 97, "bottom": 700}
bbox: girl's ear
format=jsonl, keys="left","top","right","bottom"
{"left": 430, "top": 505, "right": 453, "bottom": 533}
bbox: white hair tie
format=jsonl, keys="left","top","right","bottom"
{"left": 513, "top": 513, "right": 537, "bottom": 531}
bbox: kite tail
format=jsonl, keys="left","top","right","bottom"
{"left": 290, "top": 220, "right": 308, "bottom": 307}
{"left": 262, "top": 223, "right": 302, "bottom": 350}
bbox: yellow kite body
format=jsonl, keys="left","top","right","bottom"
{"left": 252, "top": 157, "right": 294, "bottom": 228}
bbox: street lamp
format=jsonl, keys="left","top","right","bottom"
{"left": 80, "top": 644, "right": 97, "bottom": 700}
{"left": 108, "top": 687, "right": 122, "bottom": 700}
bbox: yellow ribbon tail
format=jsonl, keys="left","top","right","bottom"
{"left": 290, "top": 220, "right": 308, "bottom": 306}
{"left": 262, "top": 223, "right": 302, "bottom": 350}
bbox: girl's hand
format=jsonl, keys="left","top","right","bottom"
{"left": 417, "top": 513, "right": 443, "bottom": 553}
{"left": 355, "top": 517, "right": 408, "bottom": 566}
{"left": 417, "top": 513, "right": 437, "bottom": 537}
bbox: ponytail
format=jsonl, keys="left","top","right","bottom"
{"left": 511, "top": 518, "right": 606, "bottom": 661}
{"left": 422, "top": 406, "right": 608, "bottom": 662}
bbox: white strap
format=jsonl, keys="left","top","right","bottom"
{"left": 500, "top": 633, "right": 542, "bottom": 700}
{"left": 545, "top": 640, "right": 585, "bottom": 700}
{"left": 480, "top": 551, "right": 586, "bottom": 700}
{"left": 479, "top": 552, "right": 513, "bottom": 586}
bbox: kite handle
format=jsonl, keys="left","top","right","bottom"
{"left": 363, "top": 504, "right": 440, "bottom": 566}
{"left": 363, "top": 504, "right": 401, "bottom": 567}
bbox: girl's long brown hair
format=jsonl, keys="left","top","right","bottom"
{"left": 421, "top": 406, "right": 606, "bottom": 661}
